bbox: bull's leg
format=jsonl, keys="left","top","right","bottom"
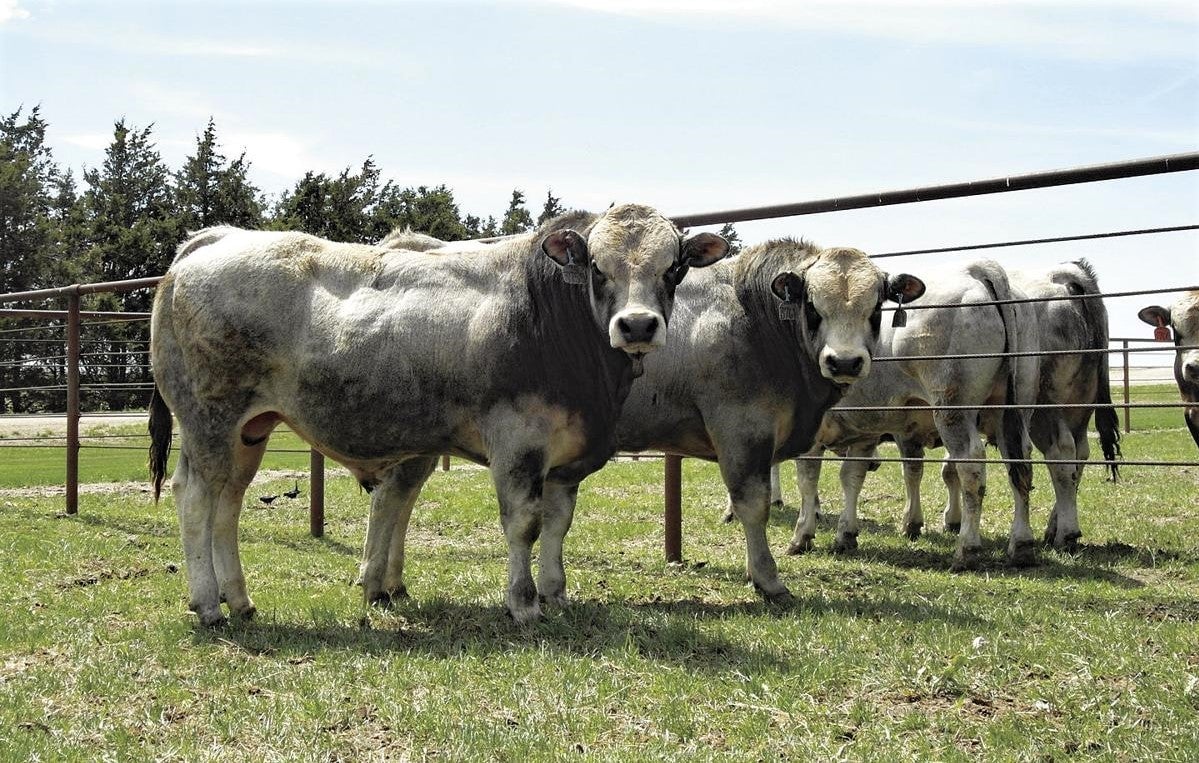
{"left": 940, "top": 454, "right": 963, "bottom": 534}
{"left": 718, "top": 446, "right": 792, "bottom": 604}
{"left": 834, "top": 444, "right": 873, "bottom": 552}
{"left": 172, "top": 440, "right": 232, "bottom": 627}
{"left": 936, "top": 413, "right": 986, "bottom": 571}
{"left": 769, "top": 463, "right": 784, "bottom": 507}
{"left": 786, "top": 453, "right": 823, "bottom": 555}
{"left": 210, "top": 437, "right": 270, "bottom": 619}
{"left": 359, "top": 457, "right": 437, "bottom": 607}
{"left": 897, "top": 439, "right": 926, "bottom": 540}
{"left": 536, "top": 482, "right": 579, "bottom": 609}
{"left": 1041, "top": 420, "right": 1083, "bottom": 551}
{"left": 1001, "top": 414, "right": 1037, "bottom": 567}
{"left": 489, "top": 450, "right": 549, "bottom": 625}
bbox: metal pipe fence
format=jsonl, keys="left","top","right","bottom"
{"left": 1, "top": 151, "right": 1197, "bottom": 560}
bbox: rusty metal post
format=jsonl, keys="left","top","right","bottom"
{"left": 65, "top": 293, "right": 81, "bottom": 515}
{"left": 441, "top": 455, "right": 450, "bottom": 471}
{"left": 309, "top": 449, "right": 325, "bottom": 538}
{"left": 1122, "top": 340, "right": 1131, "bottom": 433}
{"left": 664, "top": 454, "right": 682, "bottom": 563}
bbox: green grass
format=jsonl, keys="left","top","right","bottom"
{"left": 0, "top": 389, "right": 1197, "bottom": 760}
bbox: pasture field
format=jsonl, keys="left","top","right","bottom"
{"left": 0, "top": 388, "right": 1197, "bottom": 760}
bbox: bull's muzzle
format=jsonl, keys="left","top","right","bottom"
{"left": 821, "top": 350, "right": 870, "bottom": 386}
{"left": 610, "top": 310, "right": 665, "bottom": 354}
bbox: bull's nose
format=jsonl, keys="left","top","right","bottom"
{"left": 1185, "top": 361, "right": 1199, "bottom": 382}
{"left": 617, "top": 314, "right": 660, "bottom": 345}
{"left": 825, "top": 354, "right": 865, "bottom": 379}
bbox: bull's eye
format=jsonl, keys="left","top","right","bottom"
{"left": 663, "top": 264, "right": 684, "bottom": 287}
{"left": 591, "top": 261, "right": 606, "bottom": 281}
{"left": 870, "top": 302, "right": 883, "bottom": 335}
{"left": 804, "top": 300, "right": 823, "bottom": 334}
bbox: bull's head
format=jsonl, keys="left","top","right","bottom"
{"left": 1140, "top": 294, "right": 1199, "bottom": 384}
{"left": 771, "top": 247, "right": 925, "bottom": 386}
{"left": 541, "top": 204, "right": 728, "bottom": 354}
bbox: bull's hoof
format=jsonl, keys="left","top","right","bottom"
{"left": 950, "top": 546, "right": 982, "bottom": 572}
{"left": 944, "top": 521, "right": 961, "bottom": 534}
{"left": 721, "top": 510, "right": 736, "bottom": 524}
{"left": 785, "top": 535, "right": 815, "bottom": 556}
{"left": 1007, "top": 539, "right": 1038, "bottom": 567}
{"left": 770, "top": 499, "right": 784, "bottom": 508}
{"left": 367, "top": 591, "right": 393, "bottom": 609}
{"left": 229, "top": 602, "right": 257, "bottom": 621}
{"left": 755, "top": 584, "right": 795, "bottom": 606}
{"left": 386, "top": 583, "right": 410, "bottom": 600}
{"left": 833, "top": 533, "right": 859, "bottom": 554}
{"left": 194, "top": 607, "right": 227, "bottom": 628}
{"left": 506, "top": 601, "right": 543, "bottom": 626}
{"left": 904, "top": 522, "right": 923, "bottom": 541}
{"left": 538, "top": 590, "right": 568, "bottom": 609}
{"left": 1052, "top": 532, "right": 1082, "bottom": 554}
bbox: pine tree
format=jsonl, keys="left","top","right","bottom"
{"left": 718, "top": 222, "right": 743, "bottom": 256}
{"left": 537, "top": 189, "right": 565, "bottom": 226}
{"left": 79, "top": 120, "right": 180, "bottom": 408}
{"left": 374, "top": 183, "right": 469, "bottom": 242}
{"left": 175, "top": 118, "right": 263, "bottom": 230}
{"left": 500, "top": 189, "right": 534, "bottom": 236}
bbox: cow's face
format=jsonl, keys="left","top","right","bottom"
{"left": 1140, "top": 292, "right": 1199, "bottom": 384}
{"left": 543, "top": 204, "right": 728, "bottom": 354}
{"left": 772, "top": 247, "right": 925, "bottom": 386}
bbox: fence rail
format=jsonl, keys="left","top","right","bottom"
{"left": 1, "top": 150, "right": 1197, "bottom": 561}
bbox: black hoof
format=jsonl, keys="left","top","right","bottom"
{"left": 833, "top": 533, "right": 858, "bottom": 554}
{"left": 785, "top": 535, "right": 815, "bottom": 556}
{"left": 368, "top": 592, "right": 393, "bottom": 609}
{"left": 1008, "top": 540, "right": 1038, "bottom": 568}
{"left": 950, "top": 547, "right": 982, "bottom": 572}
{"left": 945, "top": 522, "right": 961, "bottom": 534}
{"left": 770, "top": 499, "right": 784, "bottom": 508}
{"left": 904, "top": 523, "right": 923, "bottom": 541}
{"left": 721, "top": 511, "right": 736, "bottom": 524}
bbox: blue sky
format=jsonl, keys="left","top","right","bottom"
{"left": 2, "top": 0, "right": 1196, "bottom": 352}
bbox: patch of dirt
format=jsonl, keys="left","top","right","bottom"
{"left": 0, "top": 648, "right": 66, "bottom": 683}
{"left": 56, "top": 560, "right": 152, "bottom": 589}
{"left": 0, "top": 468, "right": 318, "bottom": 500}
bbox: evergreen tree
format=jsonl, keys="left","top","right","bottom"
{"left": 0, "top": 106, "right": 70, "bottom": 412}
{"left": 718, "top": 222, "right": 743, "bottom": 255}
{"left": 271, "top": 158, "right": 384, "bottom": 243}
{"left": 500, "top": 189, "right": 534, "bottom": 236}
{"left": 374, "top": 183, "right": 469, "bottom": 242}
{"left": 537, "top": 189, "right": 565, "bottom": 225}
{"left": 175, "top": 118, "right": 263, "bottom": 230}
{"left": 79, "top": 120, "right": 180, "bottom": 408}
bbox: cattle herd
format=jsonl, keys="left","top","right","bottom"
{"left": 145, "top": 204, "right": 1199, "bottom": 626}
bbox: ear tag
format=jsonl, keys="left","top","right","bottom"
{"left": 891, "top": 294, "right": 907, "bottom": 328}
{"left": 1153, "top": 319, "right": 1170, "bottom": 342}
{"left": 778, "top": 283, "right": 800, "bottom": 322}
{"left": 561, "top": 251, "right": 588, "bottom": 285}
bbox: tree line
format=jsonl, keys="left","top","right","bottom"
{"left": 0, "top": 107, "right": 740, "bottom": 413}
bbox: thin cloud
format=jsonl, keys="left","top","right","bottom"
{"left": 533, "top": 0, "right": 1198, "bottom": 61}
{"left": 0, "top": 0, "right": 30, "bottom": 24}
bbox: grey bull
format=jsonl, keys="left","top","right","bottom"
{"left": 148, "top": 204, "right": 728, "bottom": 626}
{"left": 614, "top": 239, "right": 924, "bottom": 601}
{"left": 779, "top": 260, "right": 1038, "bottom": 570}
{"left": 1139, "top": 290, "right": 1199, "bottom": 450}
{"left": 774, "top": 260, "right": 1121, "bottom": 555}
{"left": 363, "top": 236, "right": 924, "bottom": 603}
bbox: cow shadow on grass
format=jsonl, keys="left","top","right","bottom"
{"left": 194, "top": 586, "right": 983, "bottom": 669}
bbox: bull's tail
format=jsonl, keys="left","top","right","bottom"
{"left": 1072, "top": 259, "right": 1122, "bottom": 480}
{"left": 148, "top": 386, "right": 173, "bottom": 503}
{"left": 981, "top": 271, "right": 1033, "bottom": 495}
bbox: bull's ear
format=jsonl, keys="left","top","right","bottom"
{"left": 541, "top": 229, "right": 589, "bottom": 267}
{"left": 886, "top": 273, "right": 925, "bottom": 303}
{"left": 679, "top": 232, "right": 729, "bottom": 268}
{"left": 771, "top": 272, "right": 804, "bottom": 302}
{"left": 1138, "top": 305, "right": 1172, "bottom": 327}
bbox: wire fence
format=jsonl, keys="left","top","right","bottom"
{"left": 1, "top": 151, "right": 1197, "bottom": 558}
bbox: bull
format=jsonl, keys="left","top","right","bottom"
{"left": 1138, "top": 290, "right": 1199, "bottom": 450}
{"left": 148, "top": 205, "right": 729, "bottom": 626}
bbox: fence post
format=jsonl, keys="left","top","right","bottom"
{"left": 664, "top": 454, "right": 682, "bottom": 563}
{"left": 65, "top": 293, "right": 80, "bottom": 515}
{"left": 309, "top": 449, "right": 325, "bottom": 538}
{"left": 1122, "top": 339, "right": 1131, "bottom": 433}
{"left": 441, "top": 455, "right": 450, "bottom": 471}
